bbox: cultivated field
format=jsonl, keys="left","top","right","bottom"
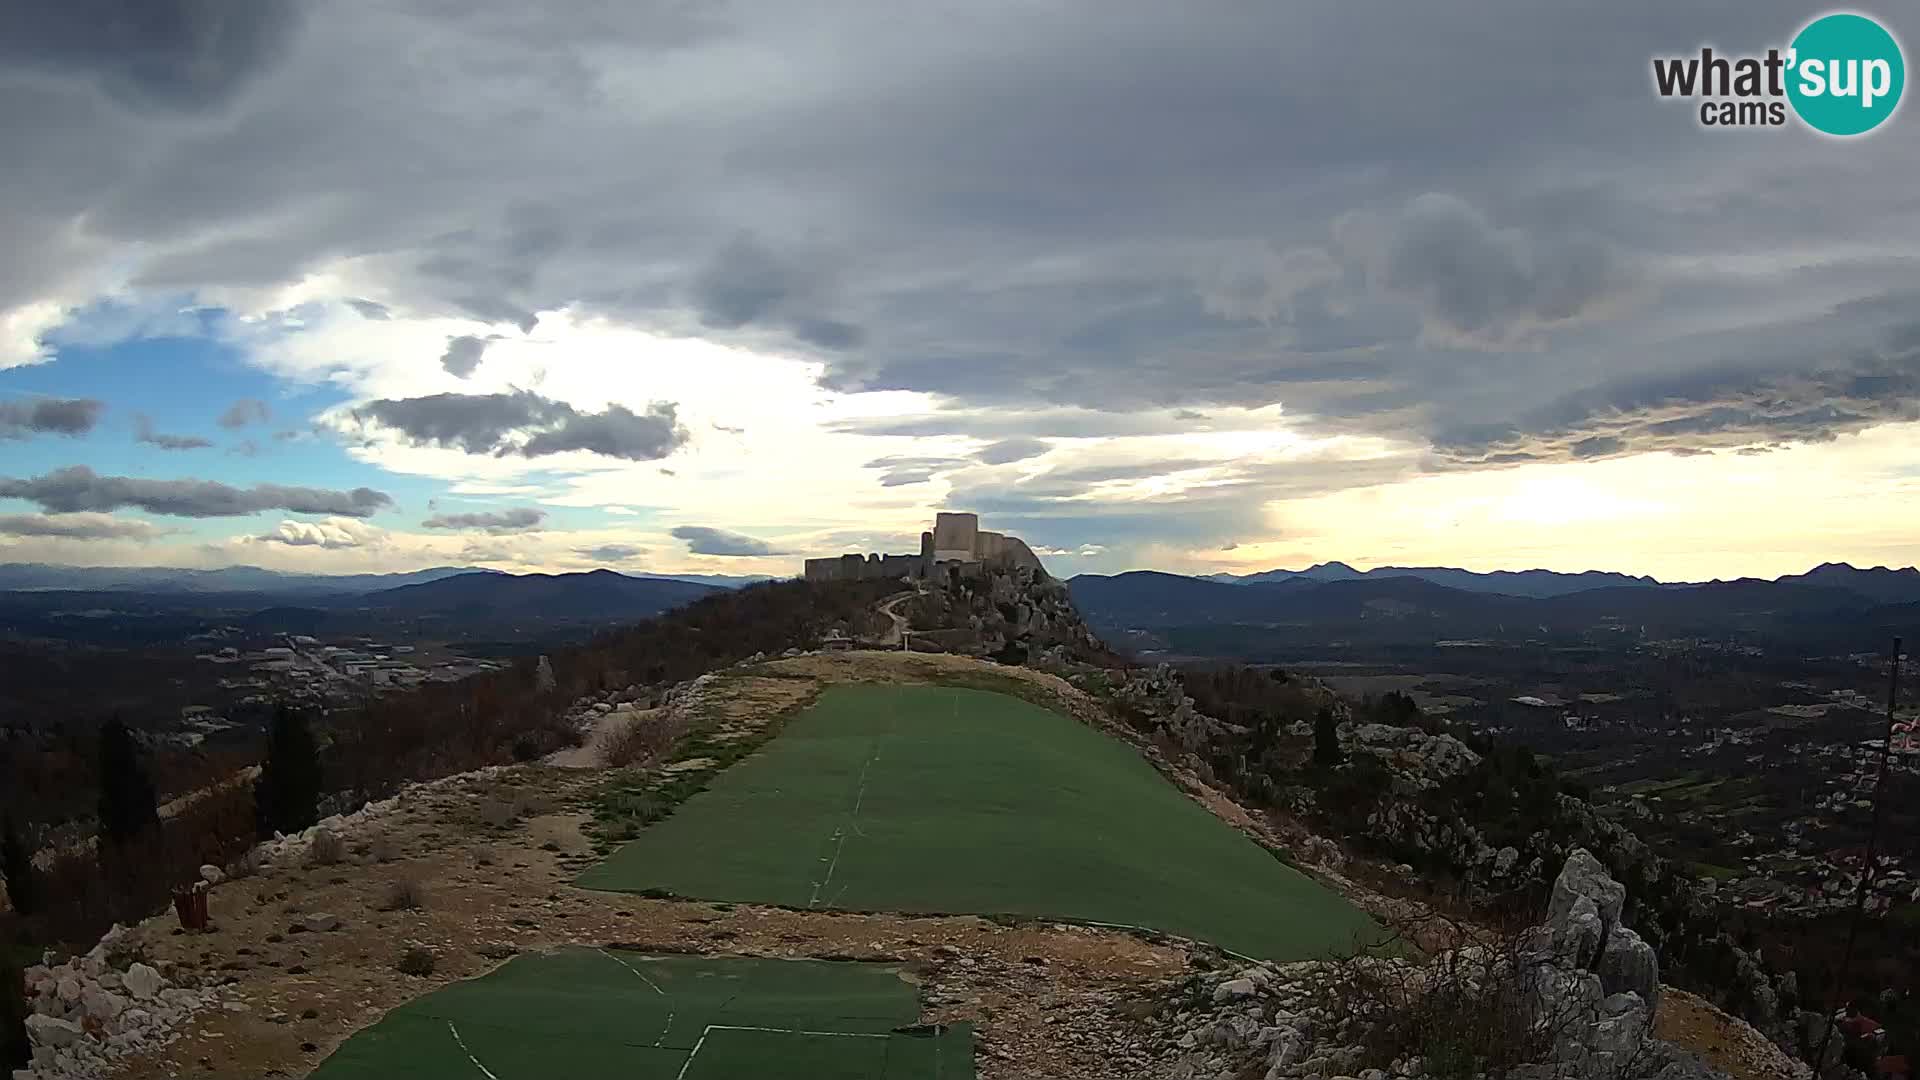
{"left": 579, "top": 683, "right": 1380, "bottom": 961}
{"left": 311, "top": 948, "right": 971, "bottom": 1079}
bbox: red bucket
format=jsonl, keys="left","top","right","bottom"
{"left": 172, "top": 882, "right": 210, "bottom": 931}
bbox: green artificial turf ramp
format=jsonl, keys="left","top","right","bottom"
{"left": 310, "top": 949, "right": 971, "bottom": 1079}
{"left": 579, "top": 683, "right": 1380, "bottom": 961}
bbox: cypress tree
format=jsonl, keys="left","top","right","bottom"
{"left": 1, "top": 948, "right": 27, "bottom": 1070}
{"left": 1313, "top": 705, "right": 1345, "bottom": 767}
{"left": 255, "top": 705, "right": 323, "bottom": 838}
{"left": 0, "top": 817, "right": 34, "bottom": 917}
{"left": 96, "top": 718, "right": 159, "bottom": 846}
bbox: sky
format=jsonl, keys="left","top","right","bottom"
{"left": 1, "top": 2, "right": 1918, "bottom": 583}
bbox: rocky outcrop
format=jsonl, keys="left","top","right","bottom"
{"left": 1149, "top": 851, "right": 1729, "bottom": 1080}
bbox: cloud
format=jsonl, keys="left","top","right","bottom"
{"left": 862, "top": 453, "right": 968, "bottom": 488}
{"left": 1431, "top": 324, "right": 1920, "bottom": 465}
{"left": 576, "top": 542, "right": 645, "bottom": 562}
{"left": 0, "top": 397, "right": 104, "bottom": 439}
{"left": 690, "top": 234, "right": 865, "bottom": 351}
{"left": 0, "top": 0, "right": 305, "bottom": 110}
{"left": 670, "top": 525, "right": 785, "bottom": 557}
{"left": 255, "top": 517, "right": 378, "bottom": 549}
{"left": 346, "top": 298, "right": 390, "bottom": 320}
{"left": 975, "top": 437, "right": 1049, "bottom": 465}
{"left": 347, "top": 391, "right": 689, "bottom": 461}
{"left": 421, "top": 507, "right": 546, "bottom": 532}
{"left": 0, "top": 465, "right": 392, "bottom": 518}
{"left": 440, "top": 334, "right": 492, "bottom": 378}
{"left": 0, "top": 512, "right": 164, "bottom": 541}
{"left": 1371, "top": 193, "right": 1636, "bottom": 347}
{"left": 134, "top": 414, "right": 212, "bottom": 450}
{"left": 217, "top": 398, "right": 270, "bottom": 429}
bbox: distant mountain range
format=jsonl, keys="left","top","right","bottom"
{"left": 1069, "top": 562, "right": 1920, "bottom": 654}
{"left": 0, "top": 563, "right": 773, "bottom": 594}
{"left": 360, "top": 569, "right": 719, "bottom": 619}
{"left": 1195, "top": 560, "right": 1920, "bottom": 602}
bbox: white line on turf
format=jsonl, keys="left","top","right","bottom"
{"left": 598, "top": 948, "right": 675, "bottom": 1047}
{"left": 446, "top": 1020, "right": 501, "bottom": 1080}
{"left": 673, "top": 1022, "right": 947, "bottom": 1078}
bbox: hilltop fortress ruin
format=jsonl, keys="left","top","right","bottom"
{"left": 804, "top": 512, "right": 1045, "bottom": 582}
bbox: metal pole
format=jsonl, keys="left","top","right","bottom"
{"left": 1814, "top": 637, "right": 1902, "bottom": 1075}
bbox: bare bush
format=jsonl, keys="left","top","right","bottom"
{"left": 471, "top": 845, "right": 495, "bottom": 867}
{"left": 395, "top": 945, "right": 436, "bottom": 976}
{"left": 601, "top": 714, "right": 676, "bottom": 768}
{"left": 368, "top": 834, "right": 397, "bottom": 863}
{"left": 379, "top": 877, "right": 427, "bottom": 912}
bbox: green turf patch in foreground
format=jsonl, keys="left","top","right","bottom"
{"left": 579, "top": 684, "right": 1381, "bottom": 961}
{"left": 311, "top": 949, "right": 971, "bottom": 1080}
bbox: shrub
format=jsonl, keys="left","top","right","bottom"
{"left": 471, "top": 845, "right": 495, "bottom": 867}
{"left": 395, "top": 946, "right": 436, "bottom": 976}
{"left": 306, "top": 829, "right": 346, "bottom": 867}
{"left": 601, "top": 715, "right": 675, "bottom": 768}
{"left": 368, "top": 834, "right": 397, "bottom": 864}
{"left": 476, "top": 798, "right": 517, "bottom": 830}
{"left": 380, "top": 877, "right": 427, "bottom": 912}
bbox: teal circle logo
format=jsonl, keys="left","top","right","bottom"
{"left": 1787, "top": 12, "right": 1905, "bottom": 135}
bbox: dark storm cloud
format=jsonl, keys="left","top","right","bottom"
{"left": 0, "top": 465, "right": 392, "bottom": 518}
{"left": 1431, "top": 322, "right": 1920, "bottom": 465}
{"left": 0, "top": 512, "right": 162, "bottom": 541}
{"left": 689, "top": 234, "right": 865, "bottom": 351}
{"left": 0, "top": 0, "right": 304, "bottom": 109}
{"left": 350, "top": 391, "right": 689, "bottom": 461}
{"left": 217, "top": 398, "right": 269, "bottom": 429}
{"left": 1373, "top": 193, "right": 1635, "bottom": 347}
{"left": 670, "top": 525, "right": 785, "bottom": 557}
{"left": 975, "top": 438, "right": 1050, "bottom": 464}
{"left": 134, "top": 414, "right": 213, "bottom": 450}
{"left": 0, "top": 398, "right": 103, "bottom": 439}
{"left": 421, "top": 507, "right": 546, "bottom": 532}
{"left": 439, "top": 334, "right": 492, "bottom": 378}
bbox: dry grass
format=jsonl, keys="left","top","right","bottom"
{"left": 601, "top": 713, "right": 677, "bottom": 768}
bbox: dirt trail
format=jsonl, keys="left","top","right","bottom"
{"left": 873, "top": 589, "right": 916, "bottom": 646}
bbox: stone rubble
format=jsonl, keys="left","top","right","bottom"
{"left": 15, "top": 926, "right": 231, "bottom": 1080}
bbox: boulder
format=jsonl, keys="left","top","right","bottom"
{"left": 25, "top": 1015, "right": 82, "bottom": 1049}
{"left": 1598, "top": 926, "right": 1661, "bottom": 1015}
{"left": 1551, "top": 894, "right": 1604, "bottom": 969}
{"left": 1549, "top": 848, "right": 1624, "bottom": 930}
{"left": 200, "top": 863, "right": 225, "bottom": 886}
{"left": 81, "top": 986, "right": 127, "bottom": 1021}
{"left": 55, "top": 975, "right": 82, "bottom": 1004}
{"left": 123, "top": 962, "right": 164, "bottom": 1000}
